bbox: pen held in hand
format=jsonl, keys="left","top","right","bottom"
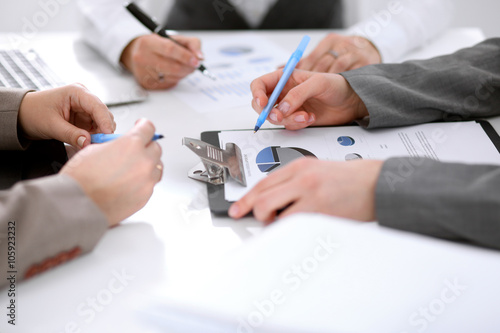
{"left": 91, "top": 133, "right": 164, "bottom": 144}
{"left": 125, "top": 2, "right": 216, "bottom": 81}
{"left": 253, "top": 35, "right": 310, "bottom": 133}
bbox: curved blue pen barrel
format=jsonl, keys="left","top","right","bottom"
{"left": 90, "top": 133, "right": 164, "bottom": 143}
{"left": 254, "top": 35, "right": 311, "bottom": 133}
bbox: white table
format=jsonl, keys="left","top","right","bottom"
{"left": 1, "top": 28, "right": 499, "bottom": 333}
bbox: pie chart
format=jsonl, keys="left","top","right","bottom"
{"left": 256, "top": 146, "right": 316, "bottom": 173}
{"left": 338, "top": 136, "right": 355, "bottom": 146}
{"left": 345, "top": 153, "right": 363, "bottom": 161}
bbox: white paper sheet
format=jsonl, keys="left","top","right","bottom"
{"left": 219, "top": 122, "right": 500, "bottom": 201}
{"left": 171, "top": 35, "right": 290, "bottom": 113}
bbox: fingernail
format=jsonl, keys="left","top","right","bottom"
{"left": 278, "top": 102, "right": 290, "bottom": 114}
{"left": 294, "top": 115, "right": 306, "bottom": 123}
{"left": 190, "top": 57, "right": 200, "bottom": 67}
{"left": 228, "top": 204, "right": 239, "bottom": 218}
{"left": 256, "top": 98, "right": 261, "bottom": 107}
{"left": 196, "top": 51, "right": 204, "bottom": 59}
{"left": 308, "top": 115, "right": 315, "bottom": 123}
{"left": 269, "top": 112, "right": 278, "bottom": 122}
{"left": 77, "top": 136, "right": 86, "bottom": 148}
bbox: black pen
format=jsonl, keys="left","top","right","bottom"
{"left": 125, "top": 2, "right": 216, "bottom": 80}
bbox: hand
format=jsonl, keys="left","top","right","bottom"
{"left": 61, "top": 119, "right": 163, "bottom": 227}
{"left": 18, "top": 84, "right": 115, "bottom": 148}
{"left": 251, "top": 69, "right": 368, "bottom": 130}
{"left": 298, "top": 34, "right": 381, "bottom": 73}
{"left": 121, "top": 34, "right": 203, "bottom": 90}
{"left": 229, "top": 158, "right": 383, "bottom": 223}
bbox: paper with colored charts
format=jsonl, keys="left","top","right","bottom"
{"left": 218, "top": 122, "right": 500, "bottom": 201}
{"left": 171, "top": 34, "right": 290, "bottom": 113}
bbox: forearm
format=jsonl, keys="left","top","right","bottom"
{"left": 0, "top": 175, "right": 108, "bottom": 288}
{"left": 341, "top": 39, "right": 500, "bottom": 128}
{"left": 376, "top": 157, "right": 500, "bottom": 250}
{"left": 348, "top": 0, "right": 453, "bottom": 62}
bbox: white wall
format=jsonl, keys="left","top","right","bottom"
{"left": 451, "top": 0, "right": 500, "bottom": 38}
{"left": 0, "top": 0, "right": 82, "bottom": 33}
{"left": 0, "top": 0, "right": 499, "bottom": 37}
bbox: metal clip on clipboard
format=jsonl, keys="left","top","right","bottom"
{"left": 182, "top": 138, "right": 247, "bottom": 187}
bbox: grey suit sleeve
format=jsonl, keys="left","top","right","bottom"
{"left": 376, "top": 158, "right": 500, "bottom": 250}
{"left": 0, "top": 88, "right": 32, "bottom": 150}
{"left": 341, "top": 38, "right": 500, "bottom": 129}
{"left": 0, "top": 174, "right": 108, "bottom": 288}
{"left": 340, "top": 39, "right": 500, "bottom": 249}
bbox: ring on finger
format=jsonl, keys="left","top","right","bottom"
{"left": 327, "top": 50, "right": 340, "bottom": 59}
{"left": 158, "top": 72, "right": 165, "bottom": 82}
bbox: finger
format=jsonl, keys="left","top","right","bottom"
{"left": 229, "top": 162, "right": 298, "bottom": 219}
{"left": 145, "top": 141, "right": 162, "bottom": 162}
{"left": 251, "top": 181, "right": 303, "bottom": 223}
{"left": 329, "top": 54, "right": 358, "bottom": 73}
{"left": 140, "top": 66, "right": 185, "bottom": 90}
{"left": 50, "top": 116, "right": 92, "bottom": 148}
{"left": 299, "top": 33, "right": 341, "bottom": 71}
{"left": 143, "top": 53, "right": 195, "bottom": 80}
{"left": 172, "top": 35, "right": 203, "bottom": 59}
{"left": 276, "top": 73, "right": 328, "bottom": 118}
{"left": 154, "top": 161, "right": 164, "bottom": 182}
{"left": 146, "top": 142, "right": 163, "bottom": 183}
{"left": 150, "top": 35, "right": 200, "bottom": 68}
{"left": 310, "top": 53, "right": 337, "bottom": 73}
{"left": 250, "top": 70, "right": 284, "bottom": 113}
{"left": 278, "top": 199, "right": 315, "bottom": 220}
{"left": 156, "top": 59, "right": 197, "bottom": 79}
{"left": 69, "top": 84, "right": 115, "bottom": 134}
{"left": 281, "top": 111, "right": 316, "bottom": 131}
{"left": 127, "top": 118, "right": 156, "bottom": 146}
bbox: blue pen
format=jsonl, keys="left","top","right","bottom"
{"left": 90, "top": 133, "right": 164, "bottom": 144}
{"left": 254, "top": 35, "right": 311, "bottom": 133}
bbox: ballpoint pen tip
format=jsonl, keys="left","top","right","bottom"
{"left": 203, "top": 70, "right": 217, "bottom": 80}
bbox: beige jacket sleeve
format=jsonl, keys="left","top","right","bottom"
{"left": 0, "top": 88, "right": 108, "bottom": 288}
{"left": 0, "top": 88, "right": 31, "bottom": 150}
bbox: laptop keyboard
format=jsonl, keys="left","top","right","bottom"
{"left": 0, "top": 49, "right": 64, "bottom": 90}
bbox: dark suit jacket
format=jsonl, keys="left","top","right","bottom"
{"left": 342, "top": 38, "right": 500, "bottom": 250}
{"left": 0, "top": 88, "right": 107, "bottom": 288}
{"left": 166, "top": 0, "right": 343, "bottom": 30}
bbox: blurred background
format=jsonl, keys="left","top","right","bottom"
{"left": 1, "top": 0, "right": 499, "bottom": 38}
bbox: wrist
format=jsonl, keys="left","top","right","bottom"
{"left": 343, "top": 79, "right": 369, "bottom": 121}
{"left": 17, "top": 90, "right": 38, "bottom": 140}
{"left": 120, "top": 37, "right": 139, "bottom": 71}
{"left": 363, "top": 160, "right": 384, "bottom": 221}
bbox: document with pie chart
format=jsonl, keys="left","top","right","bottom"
{"left": 218, "top": 122, "right": 500, "bottom": 201}
{"left": 171, "top": 34, "right": 289, "bottom": 113}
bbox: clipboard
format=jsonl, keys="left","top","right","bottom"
{"left": 186, "top": 120, "right": 500, "bottom": 216}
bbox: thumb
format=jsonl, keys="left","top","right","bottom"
{"left": 52, "top": 117, "right": 91, "bottom": 148}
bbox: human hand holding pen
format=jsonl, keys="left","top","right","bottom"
{"left": 121, "top": 34, "right": 203, "bottom": 90}
{"left": 18, "top": 84, "right": 115, "bottom": 148}
{"left": 251, "top": 70, "right": 369, "bottom": 131}
{"left": 61, "top": 119, "right": 163, "bottom": 226}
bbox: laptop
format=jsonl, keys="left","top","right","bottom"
{"left": 0, "top": 44, "right": 148, "bottom": 107}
